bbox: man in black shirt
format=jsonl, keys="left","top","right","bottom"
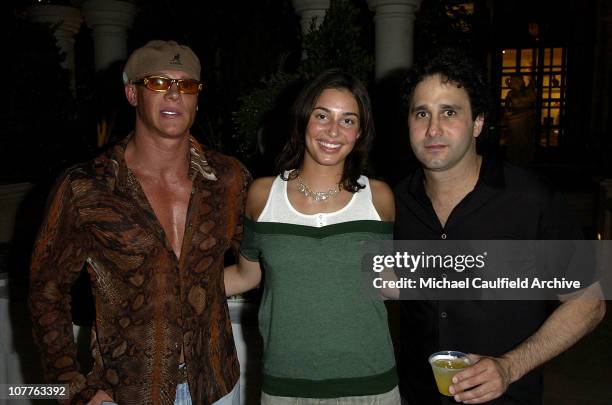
{"left": 394, "top": 48, "right": 605, "bottom": 404}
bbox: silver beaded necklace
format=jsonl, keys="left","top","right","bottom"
{"left": 296, "top": 174, "right": 340, "bottom": 202}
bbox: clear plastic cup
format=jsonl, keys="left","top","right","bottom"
{"left": 428, "top": 351, "right": 471, "bottom": 396}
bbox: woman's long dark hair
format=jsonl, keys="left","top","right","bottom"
{"left": 276, "top": 69, "right": 375, "bottom": 192}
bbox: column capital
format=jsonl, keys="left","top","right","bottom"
{"left": 291, "top": 0, "right": 330, "bottom": 15}
{"left": 28, "top": 4, "right": 82, "bottom": 37}
{"left": 367, "top": 0, "right": 422, "bottom": 13}
{"left": 28, "top": 4, "right": 82, "bottom": 90}
{"left": 81, "top": 0, "right": 136, "bottom": 71}
{"left": 82, "top": 0, "right": 136, "bottom": 30}
{"left": 291, "top": 0, "right": 330, "bottom": 44}
{"left": 367, "top": 0, "right": 422, "bottom": 80}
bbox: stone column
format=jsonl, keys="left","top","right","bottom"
{"left": 82, "top": 0, "right": 137, "bottom": 72}
{"left": 28, "top": 5, "right": 82, "bottom": 89}
{"left": 291, "top": 0, "right": 330, "bottom": 35}
{"left": 367, "top": 0, "right": 422, "bottom": 81}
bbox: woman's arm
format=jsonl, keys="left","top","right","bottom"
{"left": 224, "top": 176, "right": 275, "bottom": 296}
{"left": 224, "top": 257, "right": 262, "bottom": 296}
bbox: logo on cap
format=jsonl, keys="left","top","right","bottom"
{"left": 170, "top": 54, "right": 183, "bottom": 65}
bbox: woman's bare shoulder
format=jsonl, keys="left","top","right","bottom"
{"left": 369, "top": 178, "right": 395, "bottom": 221}
{"left": 246, "top": 176, "right": 277, "bottom": 220}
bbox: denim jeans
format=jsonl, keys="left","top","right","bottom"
{"left": 175, "top": 381, "right": 240, "bottom": 405}
{"left": 100, "top": 381, "right": 240, "bottom": 405}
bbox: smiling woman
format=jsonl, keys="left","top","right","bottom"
{"left": 276, "top": 69, "right": 375, "bottom": 194}
{"left": 223, "top": 69, "right": 400, "bottom": 404}
{"left": 302, "top": 87, "right": 361, "bottom": 172}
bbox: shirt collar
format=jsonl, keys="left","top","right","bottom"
{"left": 476, "top": 152, "right": 505, "bottom": 190}
{"left": 406, "top": 153, "right": 506, "bottom": 200}
{"left": 105, "top": 133, "right": 218, "bottom": 191}
{"left": 187, "top": 137, "right": 217, "bottom": 181}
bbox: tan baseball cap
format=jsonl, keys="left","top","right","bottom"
{"left": 122, "top": 40, "right": 201, "bottom": 84}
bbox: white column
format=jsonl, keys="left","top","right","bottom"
{"left": 367, "top": 0, "right": 422, "bottom": 80}
{"left": 291, "top": 0, "right": 330, "bottom": 35}
{"left": 228, "top": 300, "right": 262, "bottom": 404}
{"left": 82, "top": 0, "right": 136, "bottom": 72}
{"left": 28, "top": 5, "right": 82, "bottom": 88}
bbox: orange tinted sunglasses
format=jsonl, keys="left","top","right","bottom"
{"left": 132, "top": 75, "right": 202, "bottom": 94}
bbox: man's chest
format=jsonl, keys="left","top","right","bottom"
{"left": 80, "top": 184, "right": 234, "bottom": 266}
{"left": 138, "top": 179, "right": 192, "bottom": 258}
{"left": 395, "top": 194, "right": 541, "bottom": 240}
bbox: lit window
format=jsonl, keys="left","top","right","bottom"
{"left": 500, "top": 47, "right": 567, "bottom": 149}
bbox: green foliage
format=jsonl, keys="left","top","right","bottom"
{"left": 415, "top": 0, "right": 477, "bottom": 52}
{"left": 232, "top": 0, "right": 373, "bottom": 160}
{"left": 298, "top": 0, "right": 374, "bottom": 82}
{"left": 232, "top": 71, "right": 300, "bottom": 157}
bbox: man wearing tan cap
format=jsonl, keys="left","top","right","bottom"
{"left": 29, "top": 40, "right": 248, "bottom": 405}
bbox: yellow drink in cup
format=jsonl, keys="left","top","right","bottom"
{"left": 428, "top": 351, "right": 470, "bottom": 396}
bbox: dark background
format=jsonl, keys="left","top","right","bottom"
{"left": 2, "top": 1, "right": 612, "bottom": 403}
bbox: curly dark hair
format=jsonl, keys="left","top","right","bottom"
{"left": 402, "top": 48, "right": 491, "bottom": 122}
{"left": 276, "top": 69, "right": 374, "bottom": 192}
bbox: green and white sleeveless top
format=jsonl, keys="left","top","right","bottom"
{"left": 258, "top": 174, "right": 381, "bottom": 226}
{"left": 240, "top": 174, "right": 397, "bottom": 398}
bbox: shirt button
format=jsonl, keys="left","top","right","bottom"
{"left": 441, "top": 233, "right": 447, "bottom": 240}
{"left": 441, "top": 312, "right": 447, "bottom": 318}
{"left": 317, "top": 214, "right": 325, "bottom": 227}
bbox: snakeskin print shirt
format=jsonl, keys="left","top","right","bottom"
{"left": 29, "top": 135, "right": 250, "bottom": 404}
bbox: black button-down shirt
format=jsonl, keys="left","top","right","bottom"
{"left": 394, "top": 154, "right": 583, "bottom": 405}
